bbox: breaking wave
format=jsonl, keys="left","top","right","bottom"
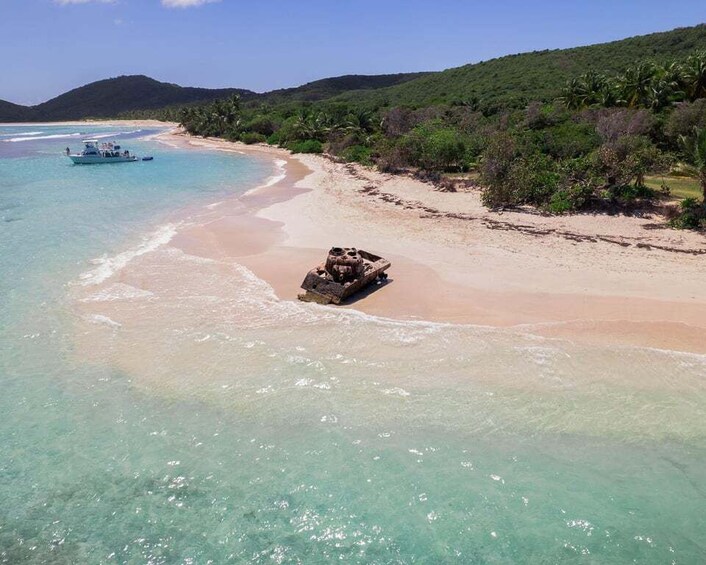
{"left": 78, "top": 223, "right": 179, "bottom": 286}
{"left": 0, "top": 131, "right": 44, "bottom": 138}
{"left": 3, "top": 130, "right": 142, "bottom": 143}
{"left": 4, "top": 132, "right": 83, "bottom": 143}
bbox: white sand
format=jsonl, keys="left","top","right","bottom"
{"left": 140, "top": 130, "right": 706, "bottom": 353}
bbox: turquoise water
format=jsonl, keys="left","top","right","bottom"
{"left": 1, "top": 125, "right": 706, "bottom": 563}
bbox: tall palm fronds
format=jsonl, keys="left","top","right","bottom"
{"left": 678, "top": 127, "right": 706, "bottom": 200}
{"left": 178, "top": 95, "right": 242, "bottom": 138}
{"left": 618, "top": 63, "right": 658, "bottom": 108}
{"left": 681, "top": 51, "right": 706, "bottom": 101}
{"left": 559, "top": 72, "right": 615, "bottom": 110}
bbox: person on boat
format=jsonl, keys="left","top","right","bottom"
{"left": 65, "top": 147, "right": 70, "bottom": 156}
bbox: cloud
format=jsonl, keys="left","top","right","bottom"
{"left": 161, "top": 0, "right": 221, "bottom": 7}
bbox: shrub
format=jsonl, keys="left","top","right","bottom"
{"left": 547, "top": 189, "right": 579, "bottom": 214}
{"left": 419, "top": 127, "right": 467, "bottom": 171}
{"left": 540, "top": 121, "right": 601, "bottom": 159}
{"left": 508, "top": 154, "right": 559, "bottom": 205}
{"left": 665, "top": 99, "right": 706, "bottom": 144}
{"left": 594, "top": 135, "right": 668, "bottom": 191}
{"left": 327, "top": 132, "right": 362, "bottom": 156}
{"left": 375, "top": 137, "right": 414, "bottom": 173}
{"left": 480, "top": 134, "right": 559, "bottom": 208}
{"left": 669, "top": 197, "right": 706, "bottom": 229}
{"left": 594, "top": 108, "right": 654, "bottom": 143}
{"left": 245, "top": 115, "right": 279, "bottom": 136}
{"left": 610, "top": 183, "right": 655, "bottom": 202}
{"left": 397, "top": 123, "right": 467, "bottom": 171}
{"left": 287, "top": 139, "right": 323, "bottom": 154}
{"left": 239, "top": 132, "right": 267, "bottom": 145}
{"left": 381, "top": 107, "right": 417, "bottom": 137}
{"left": 273, "top": 117, "right": 299, "bottom": 145}
{"left": 479, "top": 132, "right": 517, "bottom": 207}
{"left": 266, "top": 132, "right": 281, "bottom": 145}
{"left": 341, "top": 144, "right": 373, "bottom": 165}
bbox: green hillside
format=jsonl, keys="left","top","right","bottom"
{"left": 0, "top": 99, "right": 33, "bottom": 122}
{"left": 254, "top": 72, "right": 430, "bottom": 105}
{"left": 0, "top": 73, "right": 429, "bottom": 122}
{"left": 333, "top": 24, "right": 706, "bottom": 111}
{"left": 0, "top": 76, "right": 256, "bottom": 122}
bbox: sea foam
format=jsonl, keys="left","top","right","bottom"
{"left": 80, "top": 283, "right": 155, "bottom": 302}
{"left": 242, "top": 159, "right": 287, "bottom": 196}
{"left": 0, "top": 131, "right": 44, "bottom": 138}
{"left": 78, "top": 223, "right": 178, "bottom": 286}
{"left": 3, "top": 130, "right": 142, "bottom": 143}
{"left": 4, "top": 132, "right": 83, "bottom": 143}
{"left": 263, "top": 159, "right": 287, "bottom": 187}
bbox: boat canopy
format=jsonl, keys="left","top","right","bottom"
{"left": 83, "top": 139, "right": 99, "bottom": 144}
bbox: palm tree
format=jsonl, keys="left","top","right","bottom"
{"left": 560, "top": 72, "right": 615, "bottom": 109}
{"left": 647, "top": 62, "right": 686, "bottom": 109}
{"left": 581, "top": 71, "right": 609, "bottom": 106}
{"left": 618, "top": 62, "right": 657, "bottom": 108}
{"left": 596, "top": 78, "right": 619, "bottom": 108}
{"left": 559, "top": 78, "right": 585, "bottom": 110}
{"left": 681, "top": 51, "right": 706, "bottom": 101}
{"left": 679, "top": 127, "right": 706, "bottom": 201}
{"left": 646, "top": 73, "right": 680, "bottom": 111}
{"left": 291, "top": 109, "right": 332, "bottom": 141}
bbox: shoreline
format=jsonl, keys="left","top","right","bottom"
{"left": 0, "top": 119, "right": 177, "bottom": 128}
{"left": 152, "top": 130, "right": 706, "bottom": 354}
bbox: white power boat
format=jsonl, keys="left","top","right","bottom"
{"left": 67, "top": 140, "right": 138, "bottom": 164}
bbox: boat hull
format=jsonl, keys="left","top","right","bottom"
{"left": 69, "top": 155, "right": 138, "bottom": 164}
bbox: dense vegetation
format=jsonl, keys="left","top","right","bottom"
{"left": 332, "top": 24, "right": 706, "bottom": 113}
{"left": 179, "top": 43, "right": 706, "bottom": 229}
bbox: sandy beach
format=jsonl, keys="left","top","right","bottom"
{"left": 145, "top": 128, "right": 706, "bottom": 354}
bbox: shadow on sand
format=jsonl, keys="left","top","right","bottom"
{"left": 339, "top": 278, "right": 393, "bottom": 306}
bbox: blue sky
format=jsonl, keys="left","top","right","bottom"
{"left": 1, "top": 0, "right": 705, "bottom": 105}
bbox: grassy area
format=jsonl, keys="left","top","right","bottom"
{"left": 645, "top": 175, "right": 702, "bottom": 200}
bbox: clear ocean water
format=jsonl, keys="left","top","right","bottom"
{"left": 1, "top": 125, "right": 705, "bottom": 564}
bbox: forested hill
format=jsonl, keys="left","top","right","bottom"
{"left": 332, "top": 24, "right": 706, "bottom": 112}
{"left": 0, "top": 73, "right": 428, "bottom": 122}
{"left": 255, "top": 72, "right": 431, "bottom": 105}
{"left": 0, "top": 76, "right": 255, "bottom": 122}
{"left": 0, "top": 100, "right": 32, "bottom": 122}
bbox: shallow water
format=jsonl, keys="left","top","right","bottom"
{"left": 1, "top": 125, "right": 705, "bottom": 563}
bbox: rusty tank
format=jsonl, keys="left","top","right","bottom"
{"left": 298, "top": 247, "right": 391, "bottom": 305}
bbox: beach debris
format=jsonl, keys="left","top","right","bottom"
{"left": 298, "top": 247, "right": 391, "bottom": 305}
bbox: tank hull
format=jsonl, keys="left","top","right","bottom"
{"left": 298, "top": 248, "right": 391, "bottom": 305}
